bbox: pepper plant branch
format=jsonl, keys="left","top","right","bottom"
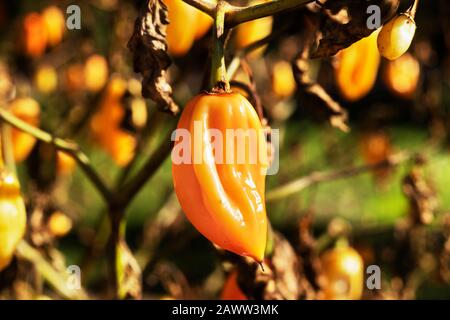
{"left": 119, "top": 125, "right": 176, "bottom": 207}
{"left": 266, "top": 152, "right": 412, "bottom": 201}
{"left": 226, "top": 0, "right": 314, "bottom": 27}
{"left": 209, "top": 0, "right": 230, "bottom": 91}
{"left": 0, "top": 108, "right": 112, "bottom": 203}
{"left": 184, "top": 0, "right": 315, "bottom": 27}
{"left": 16, "top": 240, "right": 88, "bottom": 300}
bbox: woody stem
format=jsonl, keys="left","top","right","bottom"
{"left": 209, "top": 1, "right": 230, "bottom": 92}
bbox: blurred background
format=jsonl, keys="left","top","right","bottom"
{"left": 0, "top": 0, "right": 449, "bottom": 299}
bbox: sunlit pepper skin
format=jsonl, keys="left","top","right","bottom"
{"left": 166, "top": 0, "right": 212, "bottom": 56}
{"left": 0, "top": 170, "right": 27, "bottom": 271}
{"left": 320, "top": 245, "right": 364, "bottom": 300}
{"left": 172, "top": 92, "right": 268, "bottom": 261}
{"left": 334, "top": 30, "right": 380, "bottom": 102}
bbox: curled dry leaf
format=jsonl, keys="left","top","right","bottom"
{"left": 128, "top": 0, "right": 179, "bottom": 115}
{"left": 312, "top": 0, "right": 399, "bottom": 58}
{"left": 116, "top": 239, "right": 142, "bottom": 299}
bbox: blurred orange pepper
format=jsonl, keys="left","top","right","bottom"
{"left": 9, "top": 98, "right": 40, "bottom": 162}
{"left": 84, "top": 54, "right": 109, "bottom": 93}
{"left": 221, "top": 271, "right": 248, "bottom": 300}
{"left": 41, "top": 6, "right": 65, "bottom": 47}
{"left": 172, "top": 92, "right": 268, "bottom": 261}
{"left": 321, "top": 244, "right": 364, "bottom": 300}
{"left": 272, "top": 61, "right": 296, "bottom": 98}
{"left": 90, "top": 77, "right": 136, "bottom": 166}
{"left": 47, "top": 211, "right": 72, "bottom": 238}
{"left": 0, "top": 170, "right": 27, "bottom": 271}
{"left": 234, "top": 0, "right": 273, "bottom": 58}
{"left": 334, "top": 30, "right": 380, "bottom": 102}
{"left": 21, "top": 13, "right": 47, "bottom": 58}
{"left": 383, "top": 52, "right": 420, "bottom": 99}
{"left": 166, "top": 0, "right": 212, "bottom": 56}
{"left": 57, "top": 151, "right": 76, "bottom": 176}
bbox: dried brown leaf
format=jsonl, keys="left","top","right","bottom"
{"left": 128, "top": 0, "right": 179, "bottom": 115}
{"left": 312, "top": 0, "right": 400, "bottom": 58}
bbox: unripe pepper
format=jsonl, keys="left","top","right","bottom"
{"left": 0, "top": 170, "right": 27, "bottom": 271}
{"left": 320, "top": 244, "right": 364, "bottom": 300}
{"left": 377, "top": 13, "right": 416, "bottom": 61}
{"left": 172, "top": 92, "right": 268, "bottom": 261}
{"left": 334, "top": 30, "right": 380, "bottom": 102}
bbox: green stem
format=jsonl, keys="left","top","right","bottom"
{"left": 184, "top": 0, "right": 315, "bottom": 28}
{"left": 226, "top": 0, "right": 314, "bottom": 27}
{"left": 16, "top": 240, "right": 88, "bottom": 300}
{"left": 0, "top": 108, "right": 112, "bottom": 203}
{"left": 209, "top": 1, "right": 230, "bottom": 92}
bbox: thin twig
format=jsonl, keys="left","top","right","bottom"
{"left": 182, "top": 0, "right": 217, "bottom": 16}
{"left": 183, "top": 0, "right": 316, "bottom": 29}
{"left": 226, "top": 0, "right": 314, "bottom": 27}
{"left": 0, "top": 108, "right": 112, "bottom": 202}
{"left": 15, "top": 240, "right": 88, "bottom": 300}
{"left": 266, "top": 152, "right": 412, "bottom": 201}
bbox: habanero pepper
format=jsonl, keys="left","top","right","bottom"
{"left": 0, "top": 169, "right": 27, "bottom": 271}
{"left": 172, "top": 92, "right": 268, "bottom": 262}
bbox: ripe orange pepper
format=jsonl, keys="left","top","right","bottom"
{"left": 221, "top": 271, "right": 248, "bottom": 300}
{"left": 166, "top": 0, "right": 212, "bottom": 56}
{"left": 320, "top": 244, "right": 364, "bottom": 300}
{"left": 234, "top": 0, "right": 273, "bottom": 58}
{"left": 0, "top": 170, "right": 27, "bottom": 271}
{"left": 172, "top": 92, "right": 268, "bottom": 261}
{"left": 21, "top": 13, "right": 47, "bottom": 58}
{"left": 9, "top": 98, "right": 41, "bottom": 162}
{"left": 334, "top": 30, "right": 380, "bottom": 102}
{"left": 41, "top": 6, "right": 65, "bottom": 47}
{"left": 272, "top": 61, "right": 296, "bottom": 98}
{"left": 90, "top": 77, "right": 136, "bottom": 166}
{"left": 383, "top": 52, "right": 420, "bottom": 99}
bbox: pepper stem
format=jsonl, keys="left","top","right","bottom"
{"left": 209, "top": 1, "right": 230, "bottom": 92}
{"left": 408, "top": 0, "right": 419, "bottom": 18}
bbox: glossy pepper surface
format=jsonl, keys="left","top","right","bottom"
{"left": 172, "top": 92, "right": 268, "bottom": 261}
{"left": 0, "top": 170, "right": 27, "bottom": 271}
{"left": 321, "top": 245, "right": 364, "bottom": 300}
{"left": 335, "top": 30, "right": 380, "bottom": 102}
